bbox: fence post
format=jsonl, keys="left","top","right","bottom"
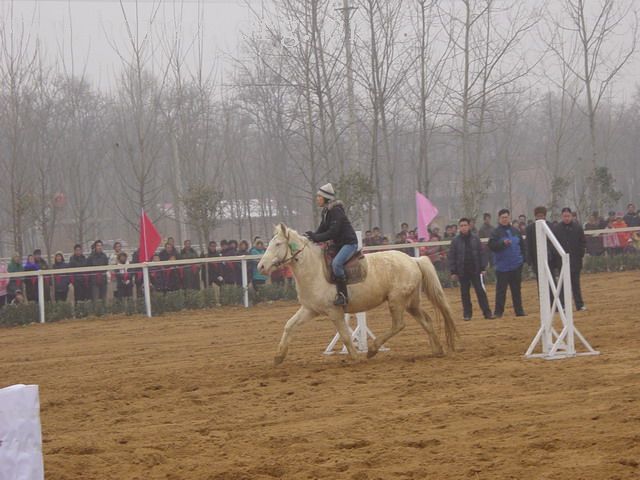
{"left": 37, "top": 272, "right": 45, "bottom": 324}
{"left": 414, "top": 246, "right": 420, "bottom": 258}
{"left": 142, "top": 265, "right": 152, "bottom": 318}
{"left": 241, "top": 259, "right": 249, "bottom": 308}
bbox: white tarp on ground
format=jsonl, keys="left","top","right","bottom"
{"left": 0, "top": 384, "right": 45, "bottom": 480}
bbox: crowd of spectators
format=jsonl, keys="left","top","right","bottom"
{"left": 1, "top": 203, "right": 638, "bottom": 308}
{"left": 0, "top": 236, "right": 293, "bottom": 307}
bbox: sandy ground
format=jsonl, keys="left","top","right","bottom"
{"left": 1, "top": 271, "right": 639, "bottom": 480}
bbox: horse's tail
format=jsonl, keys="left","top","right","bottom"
{"left": 415, "top": 256, "right": 458, "bottom": 351}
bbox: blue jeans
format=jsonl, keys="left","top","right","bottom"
{"left": 332, "top": 243, "right": 359, "bottom": 278}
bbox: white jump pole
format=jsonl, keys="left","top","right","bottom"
{"left": 241, "top": 259, "right": 249, "bottom": 308}
{"left": 37, "top": 272, "right": 45, "bottom": 324}
{"left": 142, "top": 265, "right": 152, "bottom": 318}
{"left": 525, "top": 220, "right": 599, "bottom": 360}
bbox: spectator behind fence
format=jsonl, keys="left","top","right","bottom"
{"left": 108, "top": 241, "right": 123, "bottom": 265}
{"left": 221, "top": 240, "right": 240, "bottom": 285}
{"left": 623, "top": 203, "right": 638, "bottom": 227}
{"left": 613, "top": 214, "right": 632, "bottom": 252}
{"left": 34, "top": 249, "right": 52, "bottom": 301}
{"left": 371, "top": 227, "right": 383, "bottom": 246}
{"left": 202, "top": 241, "right": 223, "bottom": 287}
{"left": 23, "top": 254, "right": 40, "bottom": 302}
{"left": 363, "top": 230, "right": 374, "bottom": 246}
{"left": 181, "top": 240, "right": 201, "bottom": 290}
{"left": 52, "top": 252, "right": 70, "bottom": 302}
{"left": 525, "top": 206, "right": 558, "bottom": 278}
{"left": 87, "top": 240, "right": 109, "bottom": 302}
{"left": 7, "top": 254, "right": 23, "bottom": 304}
{"left": 448, "top": 218, "right": 494, "bottom": 321}
{"left": 11, "top": 289, "right": 26, "bottom": 305}
{"left": 395, "top": 231, "right": 414, "bottom": 257}
{"left": 164, "top": 252, "right": 180, "bottom": 292}
{"left": 159, "top": 242, "right": 180, "bottom": 261}
{"left": 68, "top": 244, "right": 89, "bottom": 303}
{"left": 584, "top": 214, "right": 605, "bottom": 256}
{"left": 149, "top": 253, "right": 165, "bottom": 292}
{"left": 478, "top": 213, "right": 493, "bottom": 239}
{"left": 114, "top": 252, "right": 134, "bottom": 299}
{"left": 489, "top": 209, "right": 526, "bottom": 318}
{"left": 249, "top": 238, "right": 268, "bottom": 289}
{"left": 553, "top": 207, "right": 587, "bottom": 311}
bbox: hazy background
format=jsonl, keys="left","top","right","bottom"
{"left": 1, "top": 0, "right": 639, "bottom": 257}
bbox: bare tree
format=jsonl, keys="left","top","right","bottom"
{"left": 109, "top": 0, "right": 171, "bottom": 228}
{"left": 442, "top": 0, "right": 539, "bottom": 218}
{"left": 548, "top": 0, "right": 637, "bottom": 169}
{"left": 0, "top": 2, "right": 39, "bottom": 254}
{"left": 354, "top": 0, "right": 413, "bottom": 230}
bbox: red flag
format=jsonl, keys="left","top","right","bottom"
{"left": 138, "top": 210, "right": 162, "bottom": 263}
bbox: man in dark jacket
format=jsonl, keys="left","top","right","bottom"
{"left": 202, "top": 241, "right": 223, "bottom": 288}
{"left": 623, "top": 203, "right": 638, "bottom": 227}
{"left": 87, "top": 240, "right": 109, "bottom": 301}
{"left": 181, "top": 239, "right": 201, "bottom": 290}
{"left": 448, "top": 218, "right": 494, "bottom": 320}
{"left": 553, "top": 207, "right": 587, "bottom": 311}
{"left": 306, "top": 183, "right": 358, "bottom": 306}
{"left": 489, "top": 209, "right": 526, "bottom": 317}
{"left": 525, "top": 206, "right": 559, "bottom": 277}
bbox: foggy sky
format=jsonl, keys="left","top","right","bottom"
{"left": 9, "top": 0, "right": 640, "bottom": 101}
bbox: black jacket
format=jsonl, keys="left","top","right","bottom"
{"left": 552, "top": 221, "right": 586, "bottom": 266}
{"left": 312, "top": 201, "right": 358, "bottom": 248}
{"left": 448, "top": 232, "right": 487, "bottom": 276}
{"left": 525, "top": 221, "right": 559, "bottom": 273}
{"left": 623, "top": 213, "right": 638, "bottom": 227}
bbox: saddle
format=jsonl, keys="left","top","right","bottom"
{"left": 322, "top": 244, "right": 368, "bottom": 285}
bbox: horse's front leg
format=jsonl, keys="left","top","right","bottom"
{"left": 274, "top": 306, "right": 316, "bottom": 366}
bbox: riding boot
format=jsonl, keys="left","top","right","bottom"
{"left": 334, "top": 276, "right": 349, "bottom": 306}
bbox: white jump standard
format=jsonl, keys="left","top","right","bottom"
{"left": 525, "top": 220, "right": 599, "bottom": 360}
{"left": 323, "top": 312, "right": 389, "bottom": 355}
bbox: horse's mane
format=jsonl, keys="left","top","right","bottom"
{"left": 273, "top": 223, "right": 319, "bottom": 252}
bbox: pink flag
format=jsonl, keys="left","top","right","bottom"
{"left": 416, "top": 191, "right": 439, "bottom": 241}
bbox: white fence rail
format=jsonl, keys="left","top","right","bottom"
{"left": 1, "top": 226, "right": 639, "bottom": 324}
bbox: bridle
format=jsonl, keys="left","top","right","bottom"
{"left": 272, "top": 234, "right": 309, "bottom": 268}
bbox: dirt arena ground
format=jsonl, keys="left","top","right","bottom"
{"left": 1, "top": 271, "right": 639, "bottom": 480}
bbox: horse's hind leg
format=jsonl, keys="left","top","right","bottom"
{"left": 274, "top": 306, "right": 316, "bottom": 366}
{"left": 407, "top": 297, "right": 444, "bottom": 356}
{"left": 367, "top": 299, "right": 406, "bottom": 359}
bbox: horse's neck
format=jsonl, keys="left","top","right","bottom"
{"left": 289, "top": 240, "right": 324, "bottom": 288}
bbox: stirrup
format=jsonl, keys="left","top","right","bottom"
{"left": 334, "top": 293, "right": 348, "bottom": 306}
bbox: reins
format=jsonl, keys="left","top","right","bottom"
{"left": 273, "top": 235, "right": 309, "bottom": 268}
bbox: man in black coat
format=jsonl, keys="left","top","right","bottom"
{"left": 449, "top": 218, "right": 494, "bottom": 320}
{"left": 525, "top": 206, "right": 559, "bottom": 277}
{"left": 553, "top": 207, "right": 587, "bottom": 311}
{"left": 306, "top": 182, "right": 358, "bottom": 306}
{"left": 87, "top": 240, "right": 109, "bottom": 302}
{"left": 68, "top": 244, "right": 89, "bottom": 302}
{"left": 623, "top": 203, "right": 638, "bottom": 227}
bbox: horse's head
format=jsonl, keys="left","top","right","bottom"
{"left": 257, "top": 223, "right": 306, "bottom": 274}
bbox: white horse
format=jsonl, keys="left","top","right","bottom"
{"left": 257, "top": 224, "right": 458, "bottom": 365}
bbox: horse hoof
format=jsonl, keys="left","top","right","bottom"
{"left": 274, "top": 355, "right": 285, "bottom": 366}
{"left": 367, "top": 349, "right": 378, "bottom": 359}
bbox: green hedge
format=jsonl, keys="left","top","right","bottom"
{"left": 1, "top": 253, "right": 637, "bottom": 328}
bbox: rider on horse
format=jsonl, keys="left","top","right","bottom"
{"left": 306, "top": 183, "right": 358, "bottom": 306}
